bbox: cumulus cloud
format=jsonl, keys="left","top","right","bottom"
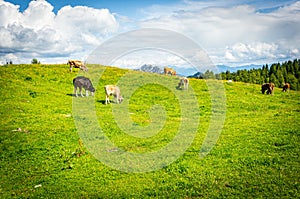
{"left": 139, "top": 1, "right": 300, "bottom": 66}
{"left": 112, "top": 50, "right": 189, "bottom": 69}
{"left": 0, "top": 0, "right": 118, "bottom": 64}
{"left": 1, "top": 0, "right": 299, "bottom": 67}
{"left": 223, "top": 42, "right": 279, "bottom": 64}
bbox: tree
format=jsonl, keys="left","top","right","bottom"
{"left": 31, "top": 58, "right": 40, "bottom": 64}
{"left": 286, "top": 73, "right": 298, "bottom": 90}
{"left": 276, "top": 69, "right": 285, "bottom": 87}
{"left": 293, "top": 59, "right": 299, "bottom": 78}
{"left": 261, "top": 64, "right": 269, "bottom": 82}
{"left": 282, "top": 67, "right": 288, "bottom": 83}
{"left": 270, "top": 73, "right": 279, "bottom": 87}
{"left": 203, "top": 70, "right": 215, "bottom": 79}
{"left": 269, "top": 63, "right": 277, "bottom": 76}
{"left": 225, "top": 70, "right": 231, "bottom": 80}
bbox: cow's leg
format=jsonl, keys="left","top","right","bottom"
{"left": 115, "top": 95, "right": 118, "bottom": 104}
{"left": 86, "top": 90, "right": 89, "bottom": 97}
{"left": 79, "top": 88, "right": 83, "bottom": 97}
{"left": 105, "top": 95, "right": 110, "bottom": 104}
{"left": 74, "top": 86, "right": 78, "bottom": 97}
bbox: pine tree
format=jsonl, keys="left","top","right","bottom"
{"left": 287, "top": 73, "right": 298, "bottom": 90}
{"left": 293, "top": 59, "right": 299, "bottom": 78}
{"left": 276, "top": 69, "right": 285, "bottom": 87}
{"left": 270, "top": 73, "right": 279, "bottom": 86}
{"left": 282, "top": 67, "right": 288, "bottom": 83}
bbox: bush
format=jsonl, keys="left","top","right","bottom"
{"left": 31, "top": 58, "right": 40, "bottom": 64}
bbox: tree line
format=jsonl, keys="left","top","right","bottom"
{"left": 201, "top": 59, "right": 300, "bottom": 90}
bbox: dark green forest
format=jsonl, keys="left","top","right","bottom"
{"left": 215, "top": 59, "right": 300, "bottom": 90}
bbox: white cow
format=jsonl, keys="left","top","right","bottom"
{"left": 104, "top": 85, "right": 123, "bottom": 104}
{"left": 177, "top": 77, "right": 189, "bottom": 90}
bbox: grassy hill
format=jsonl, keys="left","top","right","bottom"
{"left": 0, "top": 64, "right": 299, "bottom": 198}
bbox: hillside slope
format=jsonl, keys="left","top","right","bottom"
{"left": 0, "top": 64, "right": 299, "bottom": 198}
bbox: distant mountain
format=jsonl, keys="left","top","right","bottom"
{"left": 138, "top": 64, "right": 164, "bottom": 74}
{"left": 137, "top": 64, "right": 198, "bottom": 76}
{"left": 187, "top": 72, "right": 204, "bottom": 79}
{"left": 136, "top": 64, "right": 263, "bottom": 77}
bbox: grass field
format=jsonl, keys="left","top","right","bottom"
{"left": 0, "top": 64, "right": 299, "bottom": 198}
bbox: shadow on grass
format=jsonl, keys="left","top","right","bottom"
{"left": 67, "top": 93, "right": 76, "bottom": 97}
{"left": 97, "top": 100, "right": 106, "bottom": 105}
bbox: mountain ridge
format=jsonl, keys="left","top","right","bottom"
{"left": 136, "top": 64, "right": 263, "bottom": 77}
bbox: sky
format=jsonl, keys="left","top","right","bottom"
{"left": 1, "top": 0, "right": 300, "bottom": 70}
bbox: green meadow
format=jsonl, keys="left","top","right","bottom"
{"left": 0, "top": 64, "right": 299, "bottom": 198}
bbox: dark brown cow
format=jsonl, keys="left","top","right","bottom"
{"left": 261, "top": 82, "right": 275, "bottom": 95}
{"left": 282, "top": 83, "right": 290, "bottom": 92}
{"left": 68, "top": 60, "right": 88, "bottom": 72}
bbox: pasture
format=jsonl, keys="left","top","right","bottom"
{"left": 0, "top": 64, "right": 299, "bottom": 198}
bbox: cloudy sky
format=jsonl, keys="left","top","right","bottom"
{"left": 1, "top": 0, "right": 300, "bottom": 68}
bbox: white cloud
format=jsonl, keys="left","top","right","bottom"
{"left": 1, "top": 0, "right": 299, "bottom": 67}
{"left": 223, "top": 42, "right": 279, "bottom": 64}
{"left": 139, "top": 1, "right": 300, "bottom": 66}
{"left": 0, "top": 0, "right": 118, "bottom": 64}
{"left": 112, "top": 50, "right": 189, "bottom": 69}
{"left": 22, "top": 0, "right": 55, "bottom": 29}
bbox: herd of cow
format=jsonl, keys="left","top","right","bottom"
{"left": 69, "top": 59, "right": 290, "bottom": 103}
{"left": 261, "top": 82, "right": 290, "bottom": 94}
{"left": 69, "top": 60, "right": 188, "bottom": 104}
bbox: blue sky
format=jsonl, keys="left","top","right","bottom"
{"left": 1, "top": 0, "right": 300, "bottom": 69}
{"left": 5, "top": 0, "right": 180, "bottom": 17}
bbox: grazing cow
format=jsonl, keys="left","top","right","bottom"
{"left": 104, "top": 85, "right": 123, "bottom": 104}
{"left": 73, "top": 76, "right": 95, "bottom": 97}
{"left": 164, "top": 67, "right": 176, "bottom": 76}
{"left": 177, "top": 77, "right": 189, "bottom": 90}
{"left": 68, "top": 60, "right": 88, "bottom": 72}
{"left": 261, "top": 82, "right": 275, "bottom": 95}
{"left": 282, "top": 83, "right": 290, "bottom": 92}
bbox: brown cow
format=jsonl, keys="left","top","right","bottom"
{"left": 282, "top": 83, "right": 290, "bottom": 92}
{"left": 164, "top": 67, "right": 176, "bottom": 76}
{"left": 68, "top": 60, "right": 88, "bottom": 72}
{"left": 261, "top": 82, "right": 275, "bottom": 95}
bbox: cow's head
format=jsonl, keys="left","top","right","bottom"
{"left": 89, "top": 86, "right": 95, "bottom": 96}
{"left": 118, "top": 96, "right": 124, "bottom": 104}
{"left": 81, "top": 66, "right": 88, "bottom": 72}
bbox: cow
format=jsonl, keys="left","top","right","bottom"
{"left": 164, "top": 67, "right": 176, "bottom": 76}
{"left": 104, "top": 85, "right": 123, "bottom": 105}
{"left": 68, "top": 60, "right": 88, "bottom": 72}
{"left": 282, "top": 83, "right": 290, "bottom": 92}
{"left": 261, "top": 82, "right": 275, "bottom": 95}
{"left": 177, "top": 77, "right": 189, "bottom": 90}
{"left": 73, "top": 76, "right": 95, "bottom": 97}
